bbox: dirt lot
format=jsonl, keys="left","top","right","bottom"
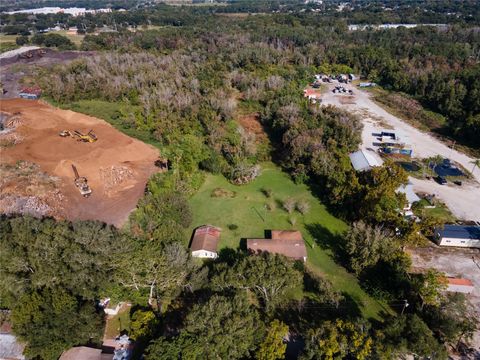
{"left": 321, "top": 82, "right": 480, "bottom": 222}
{"left": 409, "top": 246, "right": 480, "bottom": 353}
{"left": 0, "top": 99, "right": 160, "bottom": 227}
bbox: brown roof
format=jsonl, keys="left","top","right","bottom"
{"left": 190, "top": 225, "right": 221, "bottom": 253}
{"left": 59, "top": 347, "right": 102, "bottom": 360}
{"left": 447, "top": 278, "right": 474, "bottom": 286}
{"left": 247, "top": 230, "right": 307, "bottom": 261}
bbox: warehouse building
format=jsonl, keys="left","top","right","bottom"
{"left": 434, "top": 225, "right": 480, "bottom": 248}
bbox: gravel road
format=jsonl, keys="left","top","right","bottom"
{"left": 0, "top": 46, "right": 41, "bottom": 60}
{"left": 321, "top": 81, "right": 480, "bottom": 221}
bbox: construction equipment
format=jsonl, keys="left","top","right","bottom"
{"left": 71, "top": 164, "right": 92, "bottom": 197}
{"left": 59, "top": 129, "right": 97, "bottom": 142}
{"left": 73, "top": 130, "right": 97, "bottom": 143}
{"left": 59, "top": 130, "right": 72, "bottom": 137}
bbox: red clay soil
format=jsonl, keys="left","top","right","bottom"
{"left": 0, "top": 99, "right": 160, "bottom": 227}
{"left": 237, "top": 113, "right": 267, "bottom": 142}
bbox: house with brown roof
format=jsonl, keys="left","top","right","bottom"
{"left": 190, "top": 225, "right": 221, "bottom": 259}
{"left": 445, "top": 277, "right": 474, "bottom": 294}
{"left": 247, "top": 230, "right": 307, "bottom": 262}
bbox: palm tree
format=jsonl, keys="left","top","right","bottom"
{"left": 470, "top": 159, "right": 480, "bottom": 174}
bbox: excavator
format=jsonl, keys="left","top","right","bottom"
{"left": 71, "top": 164, "right": 92, "bottom": 198}
{"left": 59, "top": 129, "right": 97, "bottom": 143}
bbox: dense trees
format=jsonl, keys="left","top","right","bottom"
{"left": 11, "top": 288, "right": 103, "bottom": 360}
{"left": 212, "top": 253, "right": 303, "bottom": 310}
{"left": 0, "top": 216, "right": 120, "bottom": 306}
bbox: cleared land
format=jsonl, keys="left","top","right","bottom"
{"left": 0, "top": 47, "right": 94, "bottom": 99}
{"left": 189, "top": 162, "right": 390, "bottom": 319}
{"left": 321, "top": 81, "right": 480, "bottom": 222}
{"left": 0, "top": 99, "right": 159, "bottom": 226}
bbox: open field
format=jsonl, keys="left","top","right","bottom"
{"left": 320, "top": 81, "right": 480, "bottom": 222}
{"left": 189, "top": 162, "right": 390, "bottom": 319}
{"left": 0, "top": 34, "right": 19, "bottom": 54}
{"left": 0, "top": 99, "right": 160, "bottom": 226}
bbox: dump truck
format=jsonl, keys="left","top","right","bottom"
{"left": 72, "top": 164, "right": 92, "bottom": 197}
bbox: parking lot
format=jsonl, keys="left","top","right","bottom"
{"left": 321, "top": 81, "right": 480, "bottom": 222}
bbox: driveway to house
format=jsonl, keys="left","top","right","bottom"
{"left": 320, "top": 81, "right": 480, "bottom": 221}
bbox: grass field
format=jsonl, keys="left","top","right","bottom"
{"left": 55, "top": 30, "right": 85, "bottom": 46}
{"left": 189, "top": 162, "right": 390, "bottom": 319}
{"left": 0, "top": 34, "right": 19, "bottom": 53}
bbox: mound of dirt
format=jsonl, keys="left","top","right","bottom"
{"left": 237, "top": 113, "right": 267, "bottom": 142}
{"left": 0, "top": 99, "right": 160, "bottom": 226}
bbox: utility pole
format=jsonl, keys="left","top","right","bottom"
{"left": 448, "top": 140, "right": 456, "bottom": 159}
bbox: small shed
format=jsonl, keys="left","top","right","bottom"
{"left": 349, "top": 149, "right": 383, "bottom": 172}
{"left": 434, "top": 225, "right": 480, "bottom": 248}
{"left": 445, "top": 278, "right": 474, "bottom": 294}
{"left": 18, "top": 86, "right": 42, "bottom": 100}
{"left": 190, "top": 225, "right": 221, "bottom": 259}
{"left": 247, "top": 230, "right": 307, "bottom": 262}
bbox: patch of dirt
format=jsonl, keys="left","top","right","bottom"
{"left": 211, "top": 187, "right": 237, "bottom": 198}
{"left": 339, "top": 96, "right": 356, "bottom": 105}
{"left": 0, "top": 99, "right": 160, "bottom": 226}
{"left": 0, "top": 161, "right": 63, "bottom": 218}
{"left": 237, "top": 113, "right": 267, "bottom": 142}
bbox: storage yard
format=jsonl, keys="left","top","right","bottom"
{"left": 0, "top": 99, "right": 160, "bottom": 226}
{"left": 320, "top": 80, "right": 480, "bottom": 222}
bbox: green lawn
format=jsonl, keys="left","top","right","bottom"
{"left": 189, "top": 162, "right": 389, "bottom": 320}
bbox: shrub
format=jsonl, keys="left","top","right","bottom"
{"left": 265, "top": 201, "right": 275, "bottom": 211}
{"left": 283, "top": 197, "right": 295, "bottom": 213}
{"left": 261, "top": 187, "right": 273, "bottom": 198}
{"left": 228, "top": 224, "right": 238, "bottom": 230}
{"left": 296, "top": 200, "right": 310, "bottom": 215}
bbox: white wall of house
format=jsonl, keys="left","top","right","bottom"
{"left": 446, "top": 284, "right": 474, "bottom": 294}
{"left": 192, "top": 250, "right": 218, "bottom": 259}
{"left": 437, "top": 237, "right": 480, "bottom": 248}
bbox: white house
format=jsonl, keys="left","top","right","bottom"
{"left": 349, "top": 149, "right": 383, "bottom": 172}
{"left": 434, "top": 225, "right": 480, "bottom": 248}
{"left": 396, "top": 182, "right": 421, "bottom": 217}
{"left": 190, "top": 225, "right": 221, "bottom": 259}
{"left": 445, "top": 278, "right": 474, "bottom": 294}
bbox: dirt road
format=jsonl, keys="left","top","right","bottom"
{"left": 321, "top": 82, "right": 480, "bottom": 221}
{"left": 0, "top": 99, "right": 160, "bottom": 226}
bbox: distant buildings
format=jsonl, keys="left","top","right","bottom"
{"left": 349, "top": 149, "right": 383, "bottom": 172}
{"left": 190, "top": 225, "right": 221, "bottom": 259}
{"left": 247, "top": 230, "right": 307, "bottom": 262}
{"left": 434, "top": 225, "right": 480, "bottom": 248}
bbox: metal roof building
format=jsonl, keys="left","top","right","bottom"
{"left": 349, "top": 149, "right": 383, "bottom": 172}
{"left": 435, "top": 225, "right": 480, "bottom": 248}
